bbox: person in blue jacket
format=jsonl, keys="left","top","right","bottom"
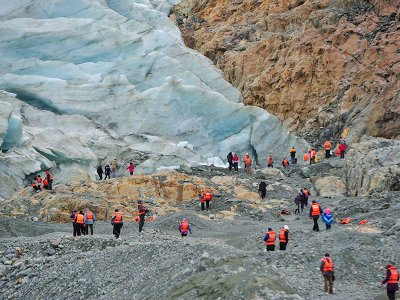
{"left": 321, "top": 208, "right": 334, "bottom": 230}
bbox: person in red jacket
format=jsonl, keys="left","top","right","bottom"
{"left": 232, "top": 153, "right": 239, "bottom": 172}
{"left": 339, "top": 143, "right": 347, "bottom": 159}
{"left": 126, "top": 162, "right": 135, "bottom": 175}
{"left": 381, "top": 264, "right": 399, "bottom": 300}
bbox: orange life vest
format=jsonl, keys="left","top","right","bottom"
{"left": 48, "top": 174, "right": 53, "bottom": 181}
{"left": 76, "top": 214, "right": 84, "bottom": 224}
{"left": 267, "top": 157, "right": 273, "bottom": 164}
{"left": 324, "top": 141, "right": 331, "bottom": 150}
{"left": 311, "top": 203, "right": 321, "bottom": 216}
{"left": 265, "top": 230, "right": 276, "bottom": 246}
{"left": 86, "top": 211, "right": 93, "bottom": 220}
{"left": 245, "top": 157, "right": 251, "bottom": 165}
{"left": 204, "top": 192, "right": 212, "bottom": 201}
{"left": 43, "top": 178, "right": 48, "bottom": 186}
{"left": 303, "top": 153, "right": 309, "bottom": 161}
{"left": 304, "top": 189, "right": 309, "bottom": 196}
{"left": 279, "top": 229, "right": 288, "bottom": 243}
{"left": 336, "top": 148, "right": 341, "bottom": 156}
{"left": 113, "top": 212, "right": 122, "bottom": 223}
{"left": 322, "top": 257, "right": 334, "bottom": 272}
{"left": 388, "top": 267, "right": 399, "bottom": 284}
{"left": 339, "top": 217, "right": 351, "bottom": 224}
{"left": 32, "top": 181, "right": 37, "bottom": 187}
{"left": 358, "top": 219, "right": 368, "bottom": 225}
{"left": 283, "top": 160, "right": 289, "bottom": 166}
{"left": 180, "top": 220, "right": 189, "bottom": 232}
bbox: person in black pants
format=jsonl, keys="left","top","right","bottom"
{"left": 381, "top": 264, "right": 399, "bottom": 300}
{"left": 70, "top": 210, "right": 78, "bottom": 237}
{"left": 258, "top": 181, "right": 267, "bottom": 199}
{"left": 97, "top": 165, "right": 103, "bottom": 180}
{"left": 111, "top": 209, "right": 123, "bottom": 238}
{"left": 137, "top": 200, "right": 148, "bottom": 232}
{"left": 227, "top": 152, "right": 233, "bottom": 171}
{"left": 310, "top": 200, "right": 323, "bottom": 231}
{"left": 294, "top": 193, "right": 302, "bottom": 214}
{"left": 104, "top": 164, "right": 111, "bottom": 180}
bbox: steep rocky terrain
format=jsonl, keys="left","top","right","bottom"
{"left": 171, "top": 0, "right": 400, "bottom": 143}
{"left": 1, "top": 137, "right": 399, "bottom": 299}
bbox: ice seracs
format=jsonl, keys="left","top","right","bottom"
{"left": 0, "top": 0, "right": 308, "bottom": 198}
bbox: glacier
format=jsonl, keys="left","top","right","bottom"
{"left": 0, "top": 0, "right": 308, "bottom": 199}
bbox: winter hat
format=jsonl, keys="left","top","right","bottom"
{"left": 86, "top": 208, "right": 89, "bottom": 211}
{"left": 115, "top": 209, "right": 119, "bottom": 212}
{"left": 284, "top": 225, "right": 289, "bottom": 230}
{"left": 325, "top": 208, "right": 331, "bottom": 214}
{"left": 312, "top": 199, "right": 317, "bottom": 203}
{"left": 73, "top": 210, "right": 77, "bottom": 213}
{"left": 268, "top": 227, "right": 272, "bottom": 231}
{"left": 386, "top": 264, "right": 393, "bottom": 269}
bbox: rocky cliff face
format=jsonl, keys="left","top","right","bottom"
{"left": 171, "top": 0, "right": 400, "bottom": 143}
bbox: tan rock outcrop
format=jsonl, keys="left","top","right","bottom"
{"left": 171, "top": 0, "right": 400, "bottom": 142}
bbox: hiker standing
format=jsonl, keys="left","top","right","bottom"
{"left": 310, "top": 200, "right": 323, "bottom": 232}
{"left": 258, "top": 181, "right": 267, "bottom": 199}
{"left": 179, "top": 218, "right": 192, "bottom": 237}
{"left": 263, "top": 228, "right": 276, "bottom": 252}
{"left": 321, "top": 208, "right": 334, "bottom": 230}
{"left": 111, "top": 159, "right": 118, "bottom": 178}
{"left": 279, "top": 225, "right": 289, "bottom": 250}
{"left": 137, "top": 200, "right": 148, "bottom": 232}
{"left": 227, "top": 152, "right": 233, "bottom": 171}
{"left": 289, "top": 146, "right": 296, "bottom": 164}
{"left": 104, "top": 164, "right": 111, "bottom": 180}
{"left": 232, "top": 153, "right": 239, "bottom": 172}
{"left": 84, "top": 208, "right": 96, "bottom": 235}
{"left": 294, "top": 192, "right": 302, "bottom": 214}
{"left": 126, "top": 162, "right": 135, "bottom": 175}
{"left": 111, "top": 209, "right": 123, "bottom": 238}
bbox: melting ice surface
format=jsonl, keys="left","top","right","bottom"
{"left": 0, "top": 0, "right": 308, "bottom": 198}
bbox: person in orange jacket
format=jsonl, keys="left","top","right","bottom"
{"left": 111, "top": 209, "right": 123, "bottom": 238}
{"left": 282, "top": 158, "right": 289, "bottom": 167}
{"left": 263, "top": 227, "right": 276, "bottom": 252}
{"left": 279, "top": 225, "right": 289, "bottom": 250}
{"left": 381, "top": 264, "right": 399, "bottom": 300}
{"left": 179, "top": 218, "right": 192, "bottom": 237}
{"left": 200, "top": 190, "right": 213, "bottom": 211}
{"left": 310, "top": 148, "right": 317, "bottom": 165}
{"left": 321, "top": 253, "right": 335, "bottom": 294}
{"left": 243, "top": 153, "right": 252, "bottom": 174}
{"left": 324, "top": 140, "right": 332, "bottom": 158}
{"left": 309, "top": 200, "right": 323, "bottom": 231}
{"left": 75, "top": 211, "right": 86, "bottom": 236}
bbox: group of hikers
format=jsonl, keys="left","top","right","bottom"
{"left": 31, "top": 170, "right": 54, "bottom": 193}
{"left": 96, "top": 159, "right": 135, "bottom": 180}
{"left": 226, "top": 138, "right": 348, "bottom": 172}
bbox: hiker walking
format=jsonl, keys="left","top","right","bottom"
{"left": 97, "top": 165, "right": 103, "bottom": 180}
{"left": 324, "top": 140, "right": 332, "bottom": 158}
{"left": 70, "top": 210, "right": 78, "bottom": 237}
{"left": 289, "top": 146, "right": 296, "bottom": 164}
{"left": 310, "top": 200, "right": 323, "bottom": 232}
{"left": 104, "top": 164, "right": 111, "bottom": 180}
{"left": 294, "top": 192, "right": 302, "bottom": 214}
{"left": 381, "top": 264, "right": 399, "bottom": 300}
{"left": 258, "top": 181, "right": 267, "bottom": 199}
{"left": 321, "top": 253, "right": 335, "bottom": 294}
{"left": 321, "top": 208, "right": 334, "bottom": 230}
{"left": 111, "top": 209, "right": 123, "bottom": 238}
{"left": 267, "top": 155, "right": 273, "bottom": 168}
{"left": 243, "top": 153, "right": 252, "bottom": 174}
{"left": 111, "top": 159, "right": 118, "bottom": 178}
{"left": 200, "top": 190, "right": 213, "bottom": 211}
{"left": 232, "top": 153, "right": 239, "bottom": 172}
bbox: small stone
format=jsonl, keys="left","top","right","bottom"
{"left": 4, "top": 260, "right": 12, "bottom": 266}
{"left": 47, "top": 249, "right": 56, "bottom": 256}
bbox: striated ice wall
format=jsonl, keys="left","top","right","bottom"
{"left": 0, "top": 0, "right": 308, "bottom": 199}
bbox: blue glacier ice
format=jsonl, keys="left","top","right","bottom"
{"left": 0, "top": 0, "right": 308, "bottom": 199}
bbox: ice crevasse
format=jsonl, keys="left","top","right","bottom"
{"left": 0, "top": 0, "right": 308, "bottom": 199}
